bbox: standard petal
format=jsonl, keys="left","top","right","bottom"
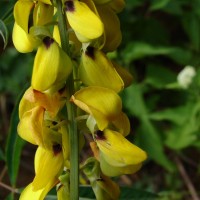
{"left": 31, "top": 37, "right": 72, "bottom": 92}
{"left": 71, "top": 86, "right": 122, "bottom": 130}
{"left": 80, "top": 47, "right": 124, "bottom": 92}
{"left": 96, "top": 129, "right": 147, "bottom": 166}
{"left": 65, "top": 0, "right": 104, "bottom": 42}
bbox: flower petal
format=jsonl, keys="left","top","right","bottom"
{"left": 71, "top": 86, "right": 122, "bottom": 130}
{"left": 31, "top": 37, "right": 72, "bottom": 92}
{"left": 96, "top": 129, "right": 147, "bottom": 166}
{"left": 14, "top": 0, "right": 34, "bottom": 33}
{"left": 80, "top": 47, "right": 124, "bottom": 92}
{"left": 12, "top": 23, "right": 40, "bottom": 53}
{"left": 19, "top": 181, "right": 55, "bottom": 200}
{"left": 65, "top": 0, "right": 104, "bottom": 42}
{"left": 33, "top": 146, "right": 63, "bottom": 190}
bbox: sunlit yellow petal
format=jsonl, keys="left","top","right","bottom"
{"left": 19, "top": 181, "right": 55, "bottom": 200}
{"left": 65, "top": 0, "right": 104, "bottom": 42}
{"left": 14, "top": 0, "right": 34, "bottom": 33}
{"left": 12, "top": 23, "right": 40, "bottom": 53}
{"left": 96, "top": 129, "right": 147, "bottom": 166}
{"left": 33, "top": 146, "right": 63, "bottom": 190}
{"left": 31, "top": 37, "right": 72, "bottom": 92}
{"left": 71, "top": 86, "right": 122, "bottom": 130}
{"left": 80, "top": 47, "right": 124, "bottom": 92}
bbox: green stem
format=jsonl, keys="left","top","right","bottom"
{"left": 56, "top": 0, "right": 79, "bottom": 199}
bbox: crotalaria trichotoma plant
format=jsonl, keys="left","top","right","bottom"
{"left": 13, "top": 0, "right": 147, "bottom": 199}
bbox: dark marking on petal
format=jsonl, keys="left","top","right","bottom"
{"left": 43, "top": 36, "right": 54, "bottom": 49}
{"left": 85, "top": 46, "right": 95, "bottom": 59}
{"left": 95, "top": 130, "right": 106, "bottom": 140}
{"left": 65, "top": 0, "right": 75, "bottom": 12}
{"left": 53, "top": 143, "right": 62, "bottom": 156}
{"left": 52, "top": 121, "right": 58, "bottom": 125}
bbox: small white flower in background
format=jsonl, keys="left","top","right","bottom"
{"left": 177, "top": 66, "right": 196, "bottom": 89}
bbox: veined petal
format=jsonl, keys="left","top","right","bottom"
{"left": 65, "top": 0, "right": 104, "bottom": 42}
{"left": 96, "top": 129, "right": 147, "bottom": 166}
{"left": 12, "top": 23, "right": 40, "bottom": 53}
{"left": 14, "top": 0, "right": 34, "bottom": 33}
{"left": 31, "top": 37, "right": 72, "bottom": 92}
{"left": 33, "top": 146, "right": 63, "bottom": 190}
{"left": 97, "top": 4, "right": 122, "bottom": 52}
{"left": 71, "top": 86, "right": 122, "bottom": 130}
{"left": 19, "top": 180, "right": 56, "bottom": 200}
{"left": 33, "top": 2, "right": 54, "bottom": 26}
{"left": 80, "top": 47, "right": 124, "bottom": 92}
{"left": 18, "top": 106, "right": 44, "bottom": 145}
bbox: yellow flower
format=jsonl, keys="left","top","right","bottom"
{"left": 79, "top": 47, "right": 124, "bottom": 92}
{"left": 71, "top": 86, "right": 122, "bottom": 131}
{"left": 13, "top": 0, "right": 53, "bottom": 52}
{"left": 20, "top": 145, "right": 63, "bottom": 200}
{"left": 18, "top": 87, "right": 66, "bottom": 147}
{"left": 65, "top": 0, "right": 104, "bottom": 42}
{"left": 31, "top": 37, "right": 72, "bottom": 93}
{"left": 94, "top": 129, "right": 147, "bottom": 176}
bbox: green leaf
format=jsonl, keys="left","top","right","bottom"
{"left": 150, "top": 0, "right": 171, "bottom": 11}
{"left": 165, "top": 103, "right": 200, "bottom": 149}
{"left": 181, "top": 13, "right": 200, "bottom": 51}
{"left": 5, "top": 89, "right": 26, "bottom": 186}
{"left": 0, "top": 19, "right": 8, "bottom": 49}
{"left": 123, "top": 84, "right": 175, "bottom": 172}
{"left": 149, "top": 104, "right": 193, "bottom": 125}
{"left": 122, "top": 42, "right": 174, "bottom": 64}
{"left": 145, "top": 64, "right": 176, "bottom": 89}
{"left": 120, "top": 187, "right": 158, "bottom": 199}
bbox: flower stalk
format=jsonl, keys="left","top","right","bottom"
{"left": 56, "top": 0, "right": 79, "bottom": 199}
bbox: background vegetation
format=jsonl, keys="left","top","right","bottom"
{"left": 0, "top": 0, "right": 200, "bottom": 199}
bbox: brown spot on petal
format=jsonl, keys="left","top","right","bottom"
{"left": 53, "top": 143, "right": 62, "bottom": 156}
{"left": 43, "top": 37, "right": 54, "bottom": 49}
{"left": 65, "top": 0, "right": 75, "bottom": 12}
{"left": 85, "top": 46, "right": 95, "bottom": 59}
{"left": 95, "top": 130, "right": 106, "bottom": 140}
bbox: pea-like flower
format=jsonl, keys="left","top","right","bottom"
{"left": 31, "top": 37, "right": 73, "bottom": 93}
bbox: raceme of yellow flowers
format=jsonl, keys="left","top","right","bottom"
{"left": 13, "top": 0, "right": 147, "bottom": 199}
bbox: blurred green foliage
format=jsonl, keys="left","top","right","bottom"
{"left": 0, "top": 0, "right": 200, "bottom": 199}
